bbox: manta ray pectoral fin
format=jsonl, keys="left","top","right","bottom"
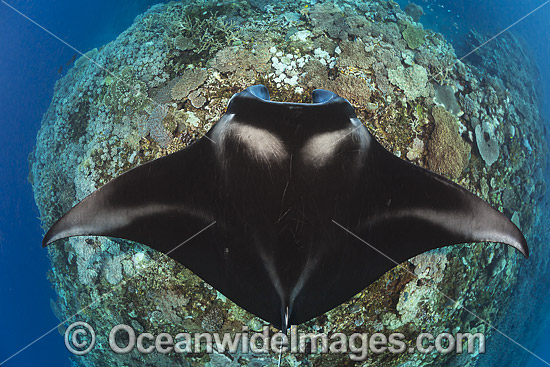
{"left": 42, "top": 138, "right": 218, "bottom": 252}
{"left": 354, "top": 139, "right": 528, "bottom": 263}
{"left": 42, "top": 85, "right": 529, "bottom": 332}
{"left": 288, "top": 133, "right": 528, "bottom": 327}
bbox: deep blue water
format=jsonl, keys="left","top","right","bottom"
{"left": 0, "top": 1, "right": 166, "bottom": 366}
{"left": 394, "top": 2, "right": 550, "bottom": 363}
{"left": 0, "top": 0, "right": 548, "bottom": 366}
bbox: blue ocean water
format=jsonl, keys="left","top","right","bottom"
{"left": 0, "top": 0, "right": 548, "bottom": 366}
{"left": 393, "top": 3, "right": 550, "bottom": 367}
{"left": 0, "top": 2, "right": 168, "bottom": 366}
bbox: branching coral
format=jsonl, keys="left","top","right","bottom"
{"left": 406, "top": 137, "right": 424, "bottom": 161}
{"left": 331, "top": 73, "right": 373, "bottom": 107}
{"left": 173, "top": 35, "right": 194, "bottom": 51}
{"left": 175, "top": 12, "right": 242, "bottom": 55}
{"left": 201, "top": 308, "right": 224, "bottom": 332}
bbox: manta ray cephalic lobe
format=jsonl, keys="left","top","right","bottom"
{"left": 43, "top": 85, "right": 528, "bottom": 331}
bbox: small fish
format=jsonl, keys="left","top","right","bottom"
{"left": 65, "top": 53, "right": 77, "bottom": 66}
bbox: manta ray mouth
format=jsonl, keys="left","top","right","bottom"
{"left": 244, "top": 84, "right": 338, "bottom": 105}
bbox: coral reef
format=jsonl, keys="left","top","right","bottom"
{"left": 28, "top": 1, "right": 547, "bottom": 366}
{"left": 406, "top": 137, "right": 424, "bottom": 161}
{"left": 146, "top": 104, "right": 172, "bottom": 148}
{"left": 428, "top": 106, "right": 471, "bottom": 179}
{"left": 434, "top": 83, "right": 462, "bottom": 116}
{"left": 402, "top": 23, "right": 426, "bottom": 50}
{"left": 387, "top": 64, "right": 431, "bottom": 100}
{"left": 170, "top": 68, "right": 208, "bottom": 101}
{"left": 404, "top": 3, "right": 424, "bottom": 22}
{"left": 475, "top": 118, "right": 500, "bottom": 167}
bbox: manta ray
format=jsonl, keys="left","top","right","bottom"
{"left": 43, "top": 85, "right": 528, "bottom": 331}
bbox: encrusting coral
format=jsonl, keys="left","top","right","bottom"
{"left": 402, "top": 23, "right": 426, "bottom": 49}
{"left": 170, "top": 68, "right": 208, "bottom": 101}
{"left": 434, "top": 83, "right": 462, "bottom": 116}
{"left": 146, "top": 104, "right": 172, "bottom": 148}
{"left": 427, "top": 105, "right": 471, "bottom": 179}
{"left": 387, "top": 64, "right": 431, "bottom": 100}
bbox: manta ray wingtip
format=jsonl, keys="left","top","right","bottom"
{"left": 516, "top": 236, "right": 529, "bottom": 258}
{"left": 42, "top": 236, "right": 50, "bottom": 248}
{"left": 522, "top": 247, "right": 529, "bottom": 259}
{"left": 42, "top": 220, "right": 68, "bottom": 247}
{"left": 492, "top": 220, "right": 529, "bottom": 258}
{"left": 493, "top": 214, "right": 529, "bottom": 258}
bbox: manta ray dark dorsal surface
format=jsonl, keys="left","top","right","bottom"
{"left": 43, "top": 85, "right": 528, "bottom": 330}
